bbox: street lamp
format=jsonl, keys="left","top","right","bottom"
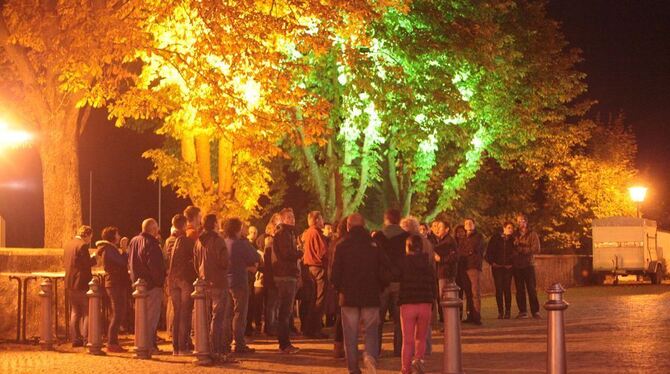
{"left": 628, "top": 186, "right": 647, "bottom": 218}
{"left": 0, "top": 119, "right": 32, "bottom": 149}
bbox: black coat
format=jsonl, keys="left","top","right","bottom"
{"left": 374, "top": 225, "right": 409, "bottom": 283}
{"left": 128, "top": 232, "right": 166, "bottom": 290}
{"left": 399, "top": 253, "right": 436, "bottom": 306}
{"left": 167, "top": 233, "right": 197, "bottom": 285}
{"left": 271, "top": 224, "right": 301, "bottom": 278}
{"left": 64, "top": 237, "right": 96, "bottom": 291}
{"left": 486, "top": 233, "right": 515, "bottom": 267}
{"left": 458, "top": 230, "right": 486, "bottom": 271}
{"left": 97, "top": 241, "right": 130, "bottom": 289}
{"left": 332, "top": 226, "right": 385, "bottom": 308}
{"left": 433, "top": 235, "right": 458, "bottom": 280}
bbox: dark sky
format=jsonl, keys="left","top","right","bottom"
{"left": 1, "top": 1, "right": 670, "bottom": 246}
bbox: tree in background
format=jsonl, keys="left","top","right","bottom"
{"left": 452, "top": 113, "right": 637, "bottom": 251}
{"left": 290, "top": 0, "right": 587, "bottom": 224}
{"left": 0, "top": 0, "right": 149, "bottom": 247}
{"left": 110, "top": 0, "right": 406, "bottom": 219}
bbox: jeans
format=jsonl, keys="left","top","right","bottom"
{"left": 209, "top": 287, "right": 228, "bottom": 354}
{"left": 492, "top": 267, "right": 513, "bottom": 315}
{"left": 306, "top": 266, "right": 327, "bottom": 335}
{"left": 264, "top": 286, "right": 278, "bottom": 334}
{"left": 224, "top": 286, "right": 250, "bottom": 350}
{"left": 146, "top": 287, "right": 163, "bottom": 346}
{"left": 69, "top": 289, "right": 88, "bottom": 343}
{"left": 400, "top": 303, "right": 432, "bottom": 373}
{"left": 514, "top": 266, "right": 540, "bottom": 314}
{"left": 275, "top": 277, "right": 298, "bottom": 350}
{"left": 106, "top": 286, "right": 127, "bottom": 345}
{"left": 169, "top": 279, "right": 193, "bottom": 353}
{"left": 250, "top": 286, "right": 264, "bottom": 332}
{"left": 464, "top": 269, "right": 481, "bottom": 322}
{"left": 341, "top": 306, "right": 380, "bottom": 374}
{"left": 378, "top": 283, "right": 401, "bottom": 355}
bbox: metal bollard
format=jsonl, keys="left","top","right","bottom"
{"left": 133, "top": 278, "right": 151, "bottom": 359}
{"left": 191, "top": 279, "right": 212, "bottom": 366}
{"left": 544, "top": 283, "right": 569, "bottom": 374}
{"left": 86, "top": 277, "right": 104, "bottom": 355}
{"left": 441, "top": 282, "right": 465, "bottom": 374}
{"left": 39, "top": 278, "right": 54, "bottom": 350}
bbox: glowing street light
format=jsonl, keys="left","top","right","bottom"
{"left": 0, "top": 119, "right": 32, "bottom": 149}
{"left": 628, "top": 186, "right": 648, "bottom": 218}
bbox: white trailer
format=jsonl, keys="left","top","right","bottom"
{"left": 592, "top": 216, "right": 666, "bottom": 284}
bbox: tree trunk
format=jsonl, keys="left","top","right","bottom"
{"left": 40, "top": 109, "right": 82, "bottom": 248}
{"left": 195, "top": 135, "right": 212, "bottom": 191}
{"left": 218, "top": 136, "right": 234, "bottom": 198}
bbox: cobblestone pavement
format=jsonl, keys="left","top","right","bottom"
{"left": 1, "top": 284, "right": 669, "bottom": 373}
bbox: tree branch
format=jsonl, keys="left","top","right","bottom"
{"left": 297, "top": 128, "right": 327, "bottom": 211}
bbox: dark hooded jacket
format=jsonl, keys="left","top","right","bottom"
{"left": 193, "top": 230, "right": 228, "bottom": 289}
{"left": 458, "top": 230, "right": 486, "bottom": 271}
{"left": 486, "top": 232, "right": 515, "bottom": 267}
{"left": 399, "top": 253, "right": 437, "bottom": 305}
{"left": 64, "top": 237, "right": 96, "bottom": 291}
{"left": 96, "top": 240, "right": 130, "bottom": 289}
{"left": 375, "top": 224, "right": 410, "bottom": 283}
{"left": 128, "top": 232, "right": 165, "bottom": 290}
{"left": 271, "top": 224, "right": 302, "bottom": 278}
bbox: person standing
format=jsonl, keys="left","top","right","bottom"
{"left": 485, "top": 222, "right": 515, "bottom": 319}
{"left": 431, "top": 220, "right": 456, "bottom": 324}
{"left": 458, "top": 218, "right": 485, "bottom": 325}
{"left": 165, "top": 214, "right": 197, "bottom": 355}
{"left": 193, "top": 214, "right": 233, "bottom": 362}
{"left": 513, "top": 214, "right": 542, "bottom": 319}
{"left": 332, "top": 214, "right": 385, "bottom": 374}
{"left": 399, "top": 235, "right": 436, "bottom": 374}
{"left": 271, "top": 208, "right": 302, "bottom": 354}
{"left": 223, "top": 218, "right": 260, "bottom": 354}
{"left": 184, "top": 206, "right": 202, "bottom": 241}
{"left": 261, "top": 214, "right": 281, "bottom": 336}
{"left": 128, "top": 218, "right": 166, "bottom": 352}
{"left": 302, "top": 211, "right": 329, "bottom": 339}
{"left": 64, "top": 225, "right": 96, "bottom": 348}
{"left": 97, "top": 226, "right": 130, "bottom": 352}
{"left": 377, "top": 208, "right": 409, "bottom": 356}
{"left": 245, "top": 225, "right": 260, "bottom": 336}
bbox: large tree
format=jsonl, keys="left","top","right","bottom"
{"left": 110, "top": 0, "right": 405, "bottom": 219}
{"left": 0, "top": 0, "right": 149, "bottom": 247}
{"left": 291, "top": 0, "right": 587, "bottom": 223}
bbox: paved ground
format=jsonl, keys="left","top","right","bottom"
{"left": 1, "top": 283, "right": 669, "bottom": 373}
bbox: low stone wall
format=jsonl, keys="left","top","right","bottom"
{"left": 479, "top": 254, "right": 593, "bottom": 295}
{"left": 0, "top": 248, "right": 592, "bottom": 340}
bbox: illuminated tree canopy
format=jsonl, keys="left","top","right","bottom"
{"left": 291, "top": 0, "right": 588, "bottom": 223}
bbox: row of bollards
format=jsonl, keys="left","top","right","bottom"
{"left": 440, "top": 282, "right": 569, "bottom": 374}
{"left": 38, "top": 276, "right": 213, "bottom": 364}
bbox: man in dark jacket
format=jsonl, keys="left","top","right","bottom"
{"left": 271, "top": 208, "right": 302, "bottom": 354}
{"left": 459, "top": 218, "right": 485, "bottom": 325}
{"left": 332, "top": 213, "right": 384, "bottom": 374}
{"left": 97, "top": 226, "right": 129, "bottom": 352}
{"left": 485, "top": 222, "right": 515, "bottom": 319}
{"left": 193, "top": 214, "right": 231, "bottom": 361}
{"left": 301, "top": 210, "right": 329, "bottom": 338}
{"left": 166, "top": 214, "right": 197, "bottom": 355}
{"left": 64, "top": 225, "right": 95, "bottom": 347}
{"left": 376, "top": 208, "right": 409, "bottom": 356}
{"left": 513, "top": 213, "right": 542, "bottom": 319}
{"left": 128, "top": 218, "right": 165, "bottom": 351}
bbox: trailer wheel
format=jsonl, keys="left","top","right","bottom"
{"left": 653, "top": 267, "right": 663, "bottom": 285}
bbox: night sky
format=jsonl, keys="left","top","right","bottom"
{"left": 1, "top": 1, "right": 669, "bottom": 247}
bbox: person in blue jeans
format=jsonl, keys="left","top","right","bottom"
{"left": 271, "top": 208, "right": 302, "bottom": 354}
{"left": 222, "top": 218, "right": 260, "bottom": 354}
{"left": 332, "top": 214, "right": 388, "bottom": 374}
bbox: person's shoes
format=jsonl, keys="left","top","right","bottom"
{"left": 106, "top": 344, "right": 127, "bottom": 353}
{"left": 411, "top": 358, "right": 426, "bottom": 374}
{"left": 363, "top": 353, "right": 377, "bottom": 374}
{"left": 532, "top": 312, "right": 542, "bottom": 319}
{"left": 504, "top": 311, "right": 511, "bottom": 319}
{"left": 516, "top": 312, "right": 529, "bottom": 319}
{"left": 280, "top": 345, "right": 300, "bottom": 354}
{"left": 333, "top": 342, "right": 345, "bottom": 358}
{"left": 71, "top": 340, "right": 84, "bottom": 348}
{"left": 175, "top": 350, "right": 193, "bottom": 356}
{"left": 151, "top": 346, "right": 164, "bottom": 355}
{"left": 235, "top": 346, "right": 256, "bottom": 354}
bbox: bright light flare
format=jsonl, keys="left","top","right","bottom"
{"left": 0, "top": 120, "right": 33, "bottom": 149}
{"left": 628, "top": 186, "right": 647, "bottom": 203}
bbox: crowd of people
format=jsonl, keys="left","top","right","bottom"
{"left": 63, "top": 206, "right": 542, "bottom": 374}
